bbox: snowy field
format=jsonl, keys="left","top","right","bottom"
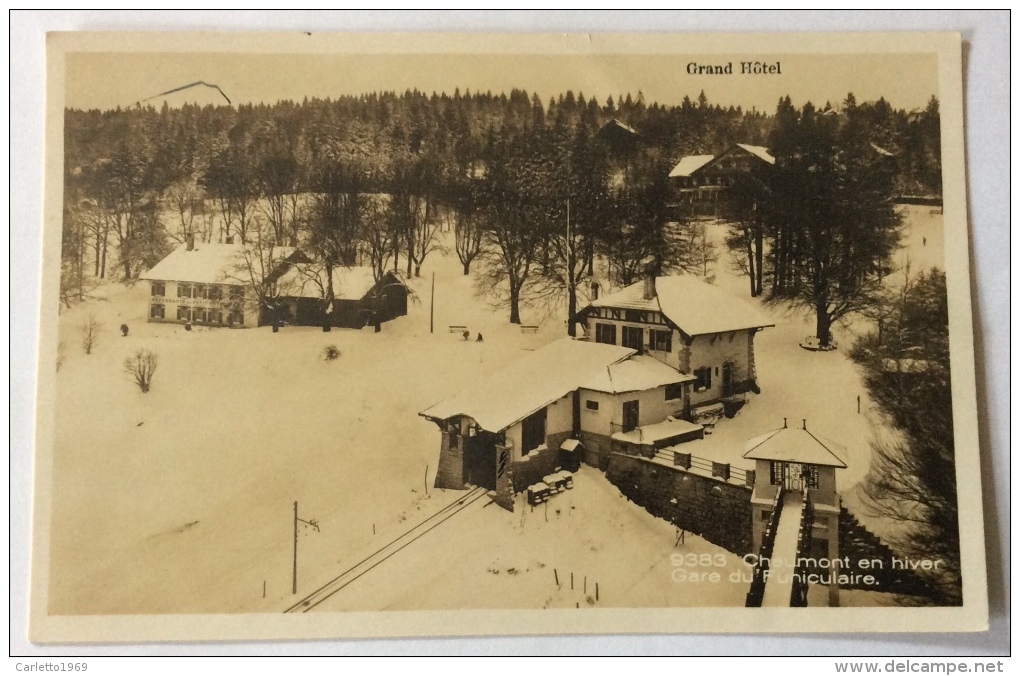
{"left": 45, "top": 205, "right": 943, "bottom": 613}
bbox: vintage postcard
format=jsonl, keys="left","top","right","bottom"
{"left": 31, "top": 31, "right": 987, "bottom": 642}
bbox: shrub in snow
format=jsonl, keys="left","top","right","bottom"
{"left": 120, "top": 324, "right": 129, "bottom": 337}
{"left": 124, "top": 349, "right": 158, "bottom": 393}
{"left": 323, "top": 345, "right": 341, "bottom": 362}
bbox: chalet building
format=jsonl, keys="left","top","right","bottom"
{"left": 743, "top": 420, "right": 847, "bottom": 606}
{"left": 668, "top": 143, "right": 775, "bottom": 217}
{"left": 578, "top": 274, "right": 774, "bottom": 414}
{"left": 420, "top": 338, "right": 698, "bottom": 511}
{"left": 273, "top": 265, "right": 410, "bottom": 329}
{"left": 596, "top": 118, "right": 641, "bottom": 190}
{"left": 140, "top": 239, "right": 301, "bottom": 328}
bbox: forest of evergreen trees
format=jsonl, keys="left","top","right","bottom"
{"left": 60, "top": 88, "right": 943, "bottom": 330}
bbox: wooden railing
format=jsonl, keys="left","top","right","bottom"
{"left": 745, "top": 486, "right": 784, "bottom": 607}
{"left": 790, "top": 491, "right": 815, "bottom": 607}
{"left": 658, "top": 449, "right": 753, "bottom": 487}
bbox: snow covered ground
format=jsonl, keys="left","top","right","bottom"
{"left": 44, "top": 206, "right": 943, "bottom": 613}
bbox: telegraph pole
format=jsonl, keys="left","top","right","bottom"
{"left": 292, "top": 501, "right": 320, "bottom": 595}
{"left": 430, "top": 272, "right": 435, "bottom": 334}
{"left": 566, "top": 198, "right": 576, "bottom": 337}
{"left": 292, "top": 501, "right": 298, "bottom": 595}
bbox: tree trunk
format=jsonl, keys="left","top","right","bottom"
{"left": 754, "top": 222, "right": 764, "bottom": 296}
{"left": 414, "top": 264, "right": 421, "bottom": 277}
{"left": 462, "top": 260, "right": 470, "bottom": 275}
{"left": 509, "top": 285, "right": 521, "bottom": 324}
{"left": 816, "top": 303, "right": 832, "bottom": 348}
{"left": 745, "top": 233, "right": 756, "bottom": 297}
{"left": 100, "top": 225, "right": 109, "bottom": 279}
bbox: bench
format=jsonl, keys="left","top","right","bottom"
{"left": 520, "top": 325, "right": 539, "bottom": 334}
{"left": 448, "top": 325, "right": 467, "bottom": 333}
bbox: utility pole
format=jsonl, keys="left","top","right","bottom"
{"left": 292, "top": 501, "right": 297, "bottom": 595}
{"left": 292, "top": 501, "right": 320, "bottom": 595}
{"left": 566, "top": 198, "right": 576, "bottom": 338}
{"left": 430, "top": 271, "right": 435, "bottom": 334}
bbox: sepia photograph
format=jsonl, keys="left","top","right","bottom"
{"left": 27, "top": 28, "right": 991, "bottom": 643}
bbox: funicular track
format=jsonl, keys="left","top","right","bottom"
{"left": 284, "top": 486, "right": 488, "bottom": 613}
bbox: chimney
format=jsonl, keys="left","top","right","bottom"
{"left": 186, "top": 234, "right": 195, "bottom": 251}
{"left": 591, "top": 281, "right": 600, "bottom": 300}
{"left": 802, "top": 419, "right": 807, "bottom": 430}
{"left": 642, "top": 260, "right": 658, "bottom": 301}
{"left": 783, "top": 417, "right": 787, "bottom": 428}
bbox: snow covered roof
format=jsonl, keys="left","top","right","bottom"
{"left": 611, "top": 416, "right": 703, "bottom": 445}
{"left": 579, "top": 355, "right": 695, "bottom": 394}
{"left": 140, "top": 242, "right": 296, "bottom": 285}
{"left": 742, "top": 425, "right": 848, "bottom": 468}
{"left": 668, "top": 155, "right": 716, "bottom": 178}
{"left": 586, "top": 275, "right": 774, "bottom": 337}
{"left": 419, "top": 338, "right": 635, "bottom": 433}
{"left": 275, "top": 265, "right": 383, "bottom": 300}
{"left": 600, "top": 118, "right": 639, "bottom": 136}
{"left": 870, "top": 142, "right": 895, "bottom": 157}
{"left": 589, "top": 281, "right": 659, "bottom": 312}
{"left": 735, "top": 143, "right": 776, "bottom": 164}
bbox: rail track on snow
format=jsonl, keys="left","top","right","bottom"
{"left": 284, "top": 486, "right": 489, "bottom": 613}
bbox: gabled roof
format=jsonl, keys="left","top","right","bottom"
{"left": 140, "top": 242, "right": 297, "bottom": 285}
{"left": 579, "top": 355, "right": 695, "bottom": 394}
{"left": 586, "top": 275, "right": 774, "bottom": 337}
{"left": 742, "top": 425, "right": 848, "bottom": 468}
{"left": 275, "top": 265, "right": 405, "bottom": 301}
{"left": 599, "top": 118, "right": 639, "bottom": 136}
{"left": 670, "top": 144, "right": 775, "bottom": 179}
{"left": 589, "top": 282, "right": 659, "bottom": 313}
{"left": 668, "top": 155, "right": 715, "bottom": 178}
{"left": 734, "top": 143, "right": 776, "bottom": 164}
{"left": 419, "top": 338, "right": 635, "bottom": 433}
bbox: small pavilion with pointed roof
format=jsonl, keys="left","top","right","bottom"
{"left": 744, "top": 418, "right": 847, "bottom": 606}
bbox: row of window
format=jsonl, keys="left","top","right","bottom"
{"left": 151, "top": 282, "right": 244, "bottom": 301}
{"left": 769, "top": 461, "right": 821, "bottom": 489}
{"left": 592, "top": 308, "right": 670, "bottom": 325}
{"left": 682, "top": 176, "right": 738, "bottom": 188}
{"left": 593, "top": 323, "right": 672, "bottom": 353}
{"left": 584, "top": 384, "right": 682, "bottom": 410}
{"left": 150, "top": 304, "right": 243, "bottom": 325}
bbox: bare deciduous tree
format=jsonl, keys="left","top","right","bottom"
{"left": 452, "top": 198, "right": 485, "bottom": 275}
{"left": 124, "top": 349, "right": 158, "bottom": 393}
{"left": 361, "top": 195, "right": 397, "bottom": 282}
{"left": 851, "top": 269, "right": 959, "bottom": 605}
{"left": 80, "top": 314, "right": 100, "bottom": 355}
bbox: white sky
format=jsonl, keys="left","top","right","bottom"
{"left": 65, "top": 51, "right": 939, "bottom": 114}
